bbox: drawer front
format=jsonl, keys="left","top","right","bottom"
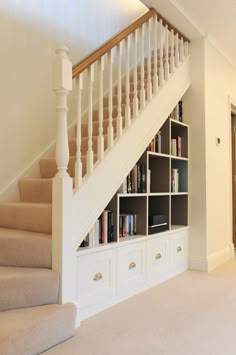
{"left": 170, "top": 230, "right": 188, "bottom": 272}
{"left": 147, "top": 235, "right": 170, "bottom": 283}
{"left": 117, "top": 242, "right": 146, "bottom": 294}
{"left": 77, "top": 249, "right": 116, "bottom": 308}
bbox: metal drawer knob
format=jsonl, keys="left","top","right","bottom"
{"left": 177, "top": 246, "right": 182, "bottom": 253}
{"left": 94, "top": 272, "right": 103, "bottom": 281}
{"left": 155, "top": 252, "right": 162, "bottom": 259}
{"left": 129, "top": 261, "right": 136, "bottom": 269}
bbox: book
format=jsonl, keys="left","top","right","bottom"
{"left": 171, "top": 138, "right": 177, "bottom": 156}
{"left": 172, "top": 168, "right": 179, "bottom": 192}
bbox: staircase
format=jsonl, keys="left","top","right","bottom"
{"left": 0, "top": 8, "right": 190, "bottom": 354}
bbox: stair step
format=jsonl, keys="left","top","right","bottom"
{"left": 0, "top": 201, "right": 52, "bottom": 234}
{"left": 19, "top": 178, "right": 52, "bottom": 203}
{"left": 69, "top": 135, "right": 108, "bottom": 156}
{"left": 0, "top": 303, "right": 76, "bottom": 355}
{"left": 40, "top": 155, "right": 97, "bottom": 179}
{"left": 0, "top": 228, "right": 51, "bottom": 268}
{"left": 0, "top": 266, "right": 59, "bottom": 311}
{"left": 40, "top": 156, "right": 76, "bottom": 179}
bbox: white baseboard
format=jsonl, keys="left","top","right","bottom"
{"left": 189, "top": 244, "right": 234, "bottom": 272}
{"left": 207, "top": 244, "right": 234, "bottom": 272}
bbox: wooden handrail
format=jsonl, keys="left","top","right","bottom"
{"left": 72, "top": 8, "right": 190, "bottom": 79}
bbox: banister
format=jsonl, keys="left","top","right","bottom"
{"left": 72, "top": 8, "right": 190, "bottom": 79}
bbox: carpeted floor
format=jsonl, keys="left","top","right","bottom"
{"left": 43, "top": 258, "right": 236, "bottom": 355}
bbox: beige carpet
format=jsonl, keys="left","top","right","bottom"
{"left": 43, "top": 259, "right": 236, "bottom": 355}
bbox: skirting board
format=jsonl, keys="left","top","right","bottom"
{"left": 189, "top": 243, "right": 234, "bottom": 272}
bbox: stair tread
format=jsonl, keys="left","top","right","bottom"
{"left": 19, "top": 178, "right": 52, "bottom": 203}
{"left": 0, "top": 266, "right": 59, "bottom": 311}
{"left": 0, "top": 228, "right": 51, "bottom": 268}
{"left": 0, "top": 303, "right": 76, "bottom": 355}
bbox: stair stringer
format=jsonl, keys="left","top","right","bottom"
{"left": 71, "top": 56, "right": 191, "bottom": 250}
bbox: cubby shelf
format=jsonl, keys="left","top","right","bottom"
{"left": 76, "top": 100, "right": 189, "bottom": 322}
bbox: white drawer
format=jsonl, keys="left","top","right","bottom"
{"left": 117, "top": 241, "right": 146, "bottom": 294}
{"left": 77, "top": 249, "right": 116, "bottom": 308}
{"left": 147, "top": 235, "right": 170, "bottom": 284}
{"left": 170, "top": 230, "right": 188, "bottom": 272}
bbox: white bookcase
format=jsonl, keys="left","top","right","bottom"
{"left": 76, "top": 107, "right": 189, "bottom": 321}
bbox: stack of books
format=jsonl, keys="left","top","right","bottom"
{"left": 119, "top": 214, "right": 137, "bottom": 238}
{"left": 80, "top": 210, "right": 114, "bottom": 247}
{"left": 119, "top": 164, "right": 146, "bottom": 193}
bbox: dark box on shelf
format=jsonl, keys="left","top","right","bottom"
{"left": 148, "top": 214, "right": 167, "bottom": 227}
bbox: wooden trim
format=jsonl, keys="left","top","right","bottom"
{"left": 72, "top": 8, "right": 190, "bottom": 79}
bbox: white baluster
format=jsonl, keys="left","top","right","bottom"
{"left": 159, "top": 20, "right": 164, "bottom": 87}
{"left": 125, "top": 36, "right": 131, "bottom": 128}
{"left": 87, "top": 65, "right": 94, "bottom": 175}
{"left": 170, "top": 29, "right": 175, "bottom": 75}
{"left": 180, "top": 37, "right": 184, "bottom": 62}
{"left": 133, "top": 29, "right": 139, "bottom": 118}
{"left": 164, "top": 25, "right": 169, "bottom": 80}
{"left": 53, "top": 47, "right": 72, "bottom": 177}
{"left": 147, "top": 18, "right": 152, "bottom": 102}
{"left": 184, "top": 41, "right": 189, "bottom": 57}
{"left": 139, "top": 24, "right": 145, "bottom": 110}
{"left": 175, "top": 33, "right": 179, "bottom": 68}
{"left": 75, "top": 74, "right": 83, "bottom": 189}
{"left": 108, "top": 49, "right": 114, "bottom": 148}
{"left": 153, "top": 14, "right": 158, "bottom": 95}
{"left": 98, "top": 57, "right": 104, "bottom": 161}
{"left": 116, "top": 42, "right": 123, "bottom": 138}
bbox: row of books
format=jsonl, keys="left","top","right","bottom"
{"left": 119, "top": 214, "right": 137, "bottom": 238}
{"left": 170, "top": 101, "right": 183, "bottom": 122}
{"left": 80, "top": 210, "right": 115, "bottom": 248}
{"left": 171, "top": 136, "right": 182, "bottom": 156}
{"left": 148, "top": 131, "right": 162, "bottom": 153}
{"left": 171, "top": 168, "right": 179, "bottom": 193}
{"left": 119, "top": 164, "right": 146, "bottom": 194}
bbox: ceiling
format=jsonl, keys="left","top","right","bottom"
{"left": 141, "top": 0, "right": 236, "bottom": 67}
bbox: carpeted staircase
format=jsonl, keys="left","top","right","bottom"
{"left": 0, "top": 50, "right": 174, "bottom": 354}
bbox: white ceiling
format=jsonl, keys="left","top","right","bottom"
{"left": 141, "top": 0, "right": 236, "bottom": 67}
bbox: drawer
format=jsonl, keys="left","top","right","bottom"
{"left": 117, "top": 241, "right": 146, "bottom": 294}
{"left": 147, "top": 235, "right": 170, "bottom": 284}
{"left": 77, "top": 249, "right": 116, "bottom": 308}
{"left": 170, "top": 230, "right": 188, "bottom": 272}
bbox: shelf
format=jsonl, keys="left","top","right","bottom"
{"left": 171, "top": 195, "right": 188, "bottom": 226}
{"left": 148, "top": 154, "right": 169, "bottom": 193}
{"left": 77, "top": 241, "right": 117, "bottom": 255}
{"left": 148, "top": 151, "right": 170, "bottom": 158}
{"left": 118, "top": 193, "right": 147, "bottom": 198}
{"left": 170, "top": 118, "right": 189, "bottom": 128}
{"left": 170, "top": 155, "right": 188, "bottom": 161}
{"left": 171, "top": 159, "right": 188, "bottom": 193}
{"left": 148, "top": 192, "right": 170, "bottom": 196}
{"left": 119, "top": 234, "right": 147, "bottom": 244}
{"left": 148, "top": 195, "right": 169, "bottom": 235}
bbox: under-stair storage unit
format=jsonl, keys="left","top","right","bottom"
{"left": 76, "top": 112, "right": 189, "bottom": 321}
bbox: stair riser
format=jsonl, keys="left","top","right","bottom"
{"left": 19, "top": 179, "right": 52, "bottom": 203}
{"left": 0, "top": 267, "right": 59, "bottom": 311}
{"left": 0, "top": 204, "right": 52, "bottom": 234}
{"left": 0, "top": 229, "right": 51, "bottom": 268}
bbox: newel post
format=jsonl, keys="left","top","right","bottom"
{"left": 52, "top": 47, "right": 76, "bottom": 305}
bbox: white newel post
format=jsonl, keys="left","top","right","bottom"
{"left": 52, "top": 47, "right": 75, "bottom": 305}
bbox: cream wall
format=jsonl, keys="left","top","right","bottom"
{"left": 0, "top": 0, "right": 147, "bottom": 196}
{"left": 185, "top": 38, "right": 236, "bottom": 270}
{"left": 183, "top": 39, "right": 208, "bottom": 269}
{"left": 204, "top": 41, "right": 236, "bottom": 257}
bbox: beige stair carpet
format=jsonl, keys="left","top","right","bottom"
{"left": 0, "top": 303, "right": 76, "bottom": 355}
{"left": 0, "top": 228, "right": 51, "bottom": 268}
{"left": 0, "top": 267, "right": 59, "bottom": 311}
